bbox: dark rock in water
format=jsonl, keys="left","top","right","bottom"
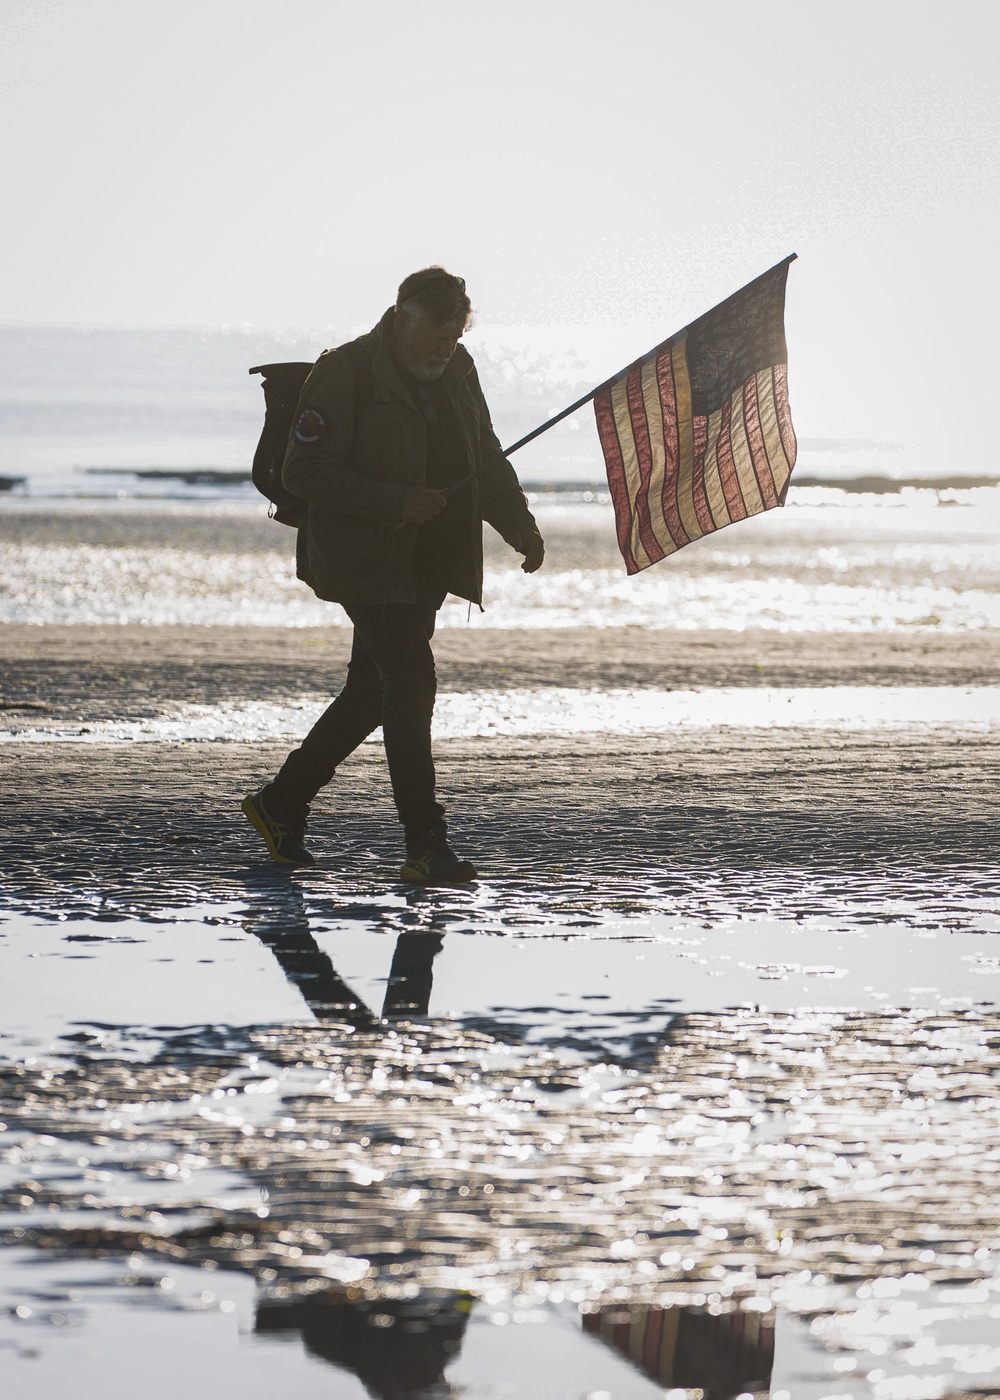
{"left": 521, "top": 479, "right": 606, "bottom": 494}
{"left": 0, "top": 474, "right": 27, "bottom": 492}
{"left": 134, "top": 469, "right": 252, "bottom": 486}
{"left": 793, "top": 473, "right": 999, "bottom": 493}
{"left": 84, "top": 467, "right": 252, "bottom": 487}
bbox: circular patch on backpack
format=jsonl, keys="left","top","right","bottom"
{"left": 292, "top": 406, "right": 327, "bottom": 445}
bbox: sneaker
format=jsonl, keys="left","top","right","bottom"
{"left": 241, "top": 787, "right": 315, "bottom": 867}
{"left": 401, "top": 829, "right": 477, "bottom": 886}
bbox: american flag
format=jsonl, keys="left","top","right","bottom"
{"left": 594, "top": 258, "right": 797, "bottom": 574}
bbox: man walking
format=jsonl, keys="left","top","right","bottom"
{"left": 242, "top": 268, "right": 544, "bottom": 884}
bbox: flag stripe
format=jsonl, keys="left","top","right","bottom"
{"left": 626, "top": 364, "right": 666, "bottom": 566}
{"left": 640, "top": 354, "right": 681, "bottom": 553}
{"left": 657, "top": 1307, "right": 680, "bottom": 1380}
{"left": 594, "top": 385, "right": 640, "bottom": 574}
{"left": 610, "top": 374, "right": 652, "bottom": 571}
{"left": 773, "top": 367, "right": 794, "bottom": 504}
{"left": 628, "top": 1312, "right": 646, "bottom": 1364}
{"left": 715, "top": 399, "right": 749, "bottom": 521}
{"left": 653, "top": 344, "right": 689, "bottom": 550}
{"left": 700, "top": 409, "right": 731, "bottom": 530}
{"left": 670, "top": 335, "right": 702, "bottom": 544}
{"left": 689, "top": 414, "right": 711, "bottom": 529}
{"left": 743, "top": 371, "right": 778, "bottom": 509}
{"left": 689, "top": 411, "right": 718, "bottom": 533}
{"left": 774, "top": 361, "right": 796, "bottom": 469}
{"left": 605, "top": 372, "right": 649, "bottom": 574}
{"left": 755, "top": 367, "right": 788, "bottom": 501}
{"left": 642, "top": 1307, "right": 664, "bottom": 1377}
{"left": 730, "top": 390, "right": 764, "bottom": 515}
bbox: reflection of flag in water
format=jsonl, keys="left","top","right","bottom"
{"left": 584, "top": 1302, "right": 775, "bottom": 1399}
{"left": 594, "top": 257, "right": 797, "bottom": 574}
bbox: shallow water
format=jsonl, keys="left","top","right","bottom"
{"left": 3, "top": 488, "right": 1000, "bottom": 631}
{"left": 3, "top": 821, "right": 1000, "bottom": 1398}
{"left": 4, "top": 684, "right": 999, "bottom": 745}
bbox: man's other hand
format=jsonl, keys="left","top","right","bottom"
{"left": 402, "top": 487, "right": 448, "bottom": 524}
{"left": 512, "top": 527, "right": 545, "bottom": 573}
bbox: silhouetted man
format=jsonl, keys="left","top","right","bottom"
{"left": 243, "top": 268, "right": 543, "bottom": 883}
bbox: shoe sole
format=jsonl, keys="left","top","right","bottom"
{"left": 241, "top": 794, "right": 312, "bottom": 866}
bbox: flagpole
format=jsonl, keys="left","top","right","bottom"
{"left": 444, "top": 253, "right": 797, "bottom": 497}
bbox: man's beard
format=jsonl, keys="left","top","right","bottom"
{"left": 407, "top": 358, "right": 449, "bottom": 383}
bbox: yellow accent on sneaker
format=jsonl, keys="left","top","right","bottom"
{"left": 241, "top": 791, "right": 315, "bottom": 867}
{"left": 400, "top": 843, "right": 477, "bottom": 886}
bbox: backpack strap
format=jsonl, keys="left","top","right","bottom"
{"left": 340, "top": 338, "right": 374, "bottom": 450}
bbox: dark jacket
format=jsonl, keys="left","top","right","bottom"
{"left": 281, "top": 307, "right": 537, "bottom": 607}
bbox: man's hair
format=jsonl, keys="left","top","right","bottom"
{"left": 396, "top": 267, "right": 473, "bottom": 329}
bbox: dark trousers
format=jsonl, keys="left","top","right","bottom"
{"left": 269, "top": 595, "right": 445, "bottom": 841}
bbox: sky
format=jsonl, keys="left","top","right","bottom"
{"left": 1, "top": 0, "right": 997, "bottom": 469}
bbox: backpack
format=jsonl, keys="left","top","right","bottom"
{"left": 249, "top": 340, "right": 373, "bottom": 527}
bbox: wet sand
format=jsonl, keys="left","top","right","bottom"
{"left": 2, "top": 617, "right": 1000, "bottom": 1398}
{"left": 3, "top": 622, "right": 998, "bottom": 716}
{"left": 2, "top": 620, "right": 997, "bottom": 906}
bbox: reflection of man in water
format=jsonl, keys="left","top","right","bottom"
{"left": 245, "top": 884, "right": 462, "bottom": 1388}
{"left": 256, "top": 1291, "right": 472, "bottom": 1399}
{"left": 243, "top": 878, "right": 442, "bottom": 1025}
{"left": 242, "top": 266, "right": 543, "bottom": 886}
{"left": 246, "top": 885, "right": 466, "bottom": 1397}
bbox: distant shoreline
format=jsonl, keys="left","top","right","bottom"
{"left": 3, "top": 471, "right": 998, "bottom": 499}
